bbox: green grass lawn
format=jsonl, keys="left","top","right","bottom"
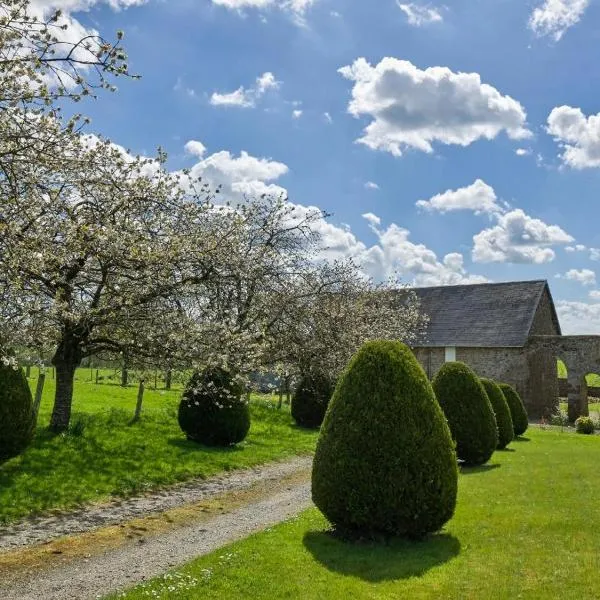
{"left": 0, "top": 373, "right": 316, "bottom": 524}
{"left": 560, "top": 401, "right": 600, "bottom": 415}
{"left": 112, "top": 428, "right": 600, "bottom": 600}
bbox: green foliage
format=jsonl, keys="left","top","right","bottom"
{"left": 480, "top": 379, "right": 513, "bottom": 449}
{"left": 498, "top": 383, "right": 528, "bottom": 436}
{"left": 432, "top": 362, "right": 497, "bottom": 466}
{"left": 0, "top": 362, "right": 35, "bottom": 463}
{"left": 575, "top": 416, "right": 595, "bottom": 435}
{"left": 178, "top": 368, "right": 250, "bottom": 447}
{"left": 0, "top": 374, "right": 317, "bottom": 524}
{"left": 291, "top": 373, "right": 333, "bottom": 428}
{"left": 312, "top": 340, "right": 458, "bottom": 539}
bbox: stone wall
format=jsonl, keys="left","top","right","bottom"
{"left": 412, "top": 345, "right": 555, "bottom": 419}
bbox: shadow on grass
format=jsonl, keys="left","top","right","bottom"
{"left": 460, "top": 463, "right": 500, "bottom": 475}
{"left": 166, "top": 438, "right": 245, "bottom": 453}
{"left": 303, "top": 530, "right": 460, "bottom": 582}
{"left": 498, "top": 447, "right": 516, "bottom": 453}
{"left": 514, "top": 436, "right": 531, "bottom": 442}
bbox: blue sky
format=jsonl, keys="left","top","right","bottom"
{"left": 36, "top": 0, "right": 600, "bottom": 333}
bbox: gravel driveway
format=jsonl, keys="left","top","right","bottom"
{"left": 0, "top": 456, "right": 313, "bottom": 600}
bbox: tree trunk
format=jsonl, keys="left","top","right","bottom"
{"left": 32, "top": 372, "right": 46, "bottom": 423}
{"left": 121, "top": 354, "right": 129, "bottom": 387}
{"left": 165, "top": 369, "right": 172, "bottom": 390}
{"left": 131, "top": 380, "right": 145, "bottom": 424}
{"left": 50, "top": 338, "right": 83, "bottom": 432}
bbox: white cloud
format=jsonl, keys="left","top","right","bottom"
{"left": 210, "top": 72, "right": 280, "bottom": 108}
{"left": 590, "top": 290, "right": 600, "bottom": 301}
{"left": 211, "top": 0, "right": 317, "bottom": 22}
{"left": 416, "top": 179, "right": 502, "bottom": 216}
{"left": 361, "top": 217, "right": 488, "bottom": 286}
{"left": 365, "top": 181, "right": 380, "bottom": 191}
{"left": 31, "top": 0, "right": 147, "bottom": 11}
{"left": 178, "top": 142, "right": 484, "bottom": 286}
{"left": 565, "top": 244, "right": 587, "bottom": 252}
{"left": 292, "top": 109, "right": 303, "bottom": 119}
{"left": 24, "top": 1, "right": 147, "bottom": 86}
{"left": 562, "top": 268, "right": 597, "bottom": 286}
{"left": 338, "top": 57, "right": 530, "bottom": 157}
{"left": 529, "top": 0, "right": 589, "bottom": 41}
{"left": 183, "top": 142, "right": 289, "bottom": 202}
{"left": 184, "top": 140, "right": 207, "bottom": 157}
{"left": 515, "top": 148, "right": 531, "bottom": 156}
{"left": 323, "top": 112, "right": 333, "bottom": 124}
{"left": 556, "top": 300, "right": 600, "bottom": 334}
{"left": 591, "top": 248, "right": 600, "bottom": 261}
{"left": 547, "top": 105, "right": 600, "bottom": 169}
{"left": 472, "top": 208, "right": 573, "bottom": 264}
{"left": 397, "top": 2, "right": 443, "bottom": 26}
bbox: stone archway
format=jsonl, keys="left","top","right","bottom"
{"left": 529, "top": 336, "right": 600, "bottom": 422}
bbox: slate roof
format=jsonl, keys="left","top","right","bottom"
{"left": 411, "top": 280, "right": 561, "bottom": 348}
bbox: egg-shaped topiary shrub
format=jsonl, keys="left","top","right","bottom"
{"left": 291, "top": 373, "right": 333, "bottom": 429}
{"left": 498, "top": 383, "right": 528, "bottom": 437}
{"left": 312, "top": 340, "right": 458, "bottom": 540}
{"left": 432, "top": 362, "right": 498, "bottom": 466}
{"left": 575, "top": 416, "right": 595, "bottom": 435}
{"left": 480, "top": 378, "right": 514, "bottom": 449}
{"left": 0, "top": 360, "right": 35, "bottom": 463}
{"left": 178, "top": 367, "right": 250, "bottom": 447}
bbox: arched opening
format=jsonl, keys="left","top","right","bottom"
{"left": 557, "top": 358, "right": 568, "bottom": 413}
{"left": 556, "top": 357, "right": 590, "bottom": 422}
{"left": 584, "top": 372, "right": 600, "bottom": 420}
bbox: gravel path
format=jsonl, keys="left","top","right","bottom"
{"left": 0, "top": 479, "right": 312, "bottom": 600}
{"left": 0, "top": 455, "right": 312, "bottom": 550}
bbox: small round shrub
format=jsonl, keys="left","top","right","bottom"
{"left": 291, "top": 373, "right": 333, "bottom": 428}
{"left": 432, "top": 362, "right": 498, "bottom": 466}
{"left": 575, "top": 416, "right": 595, "bottom": 435}
{"left": 312, "top": 340, "right": 458, "bottom": 540}
{"left": 498, "top": 383, "right": 528, "bottom": 437}
{"left": 480, "top": 378, "right": 514, "bottom": 449}
{"left": 178, "top": 367, "right": 250, "bottom": 446}
{"left": 0, "top": 361, "right": 35, "bottom": 463}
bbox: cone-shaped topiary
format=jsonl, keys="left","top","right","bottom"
{"left": 432, "top": 362, "right": 498, "bottom": 466}
{"left": 0, "top": 361, "right": 35, "bottom": 463}
{"left": 480, "top": 378, "right": 513, "bottom": 449}
{"left": 291, "top": 373, "right": 333, "bottom": 428}
{"left": 312, "top": 340, "right": 458, "bottom": 540}
{"left": 178, "top": 367, "right": 250, "bottom": 447}
{"left": 498, "top": 383, "right": 528, "bottom": 437}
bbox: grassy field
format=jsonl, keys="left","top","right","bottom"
{"left": 560, "top": 401, "right": 600, "bottom": 415}
{"left": 112, "top": 428, "right": 600, "bottom": 600}
{"left": 0, "top": 371, "right": 316, "bottom": 524}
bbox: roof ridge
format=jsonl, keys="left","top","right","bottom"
{"left": 411, "top": 279, "right": 547, "bottom": 291}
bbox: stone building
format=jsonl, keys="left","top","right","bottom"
{"left": 411, "top": 280, "right": 561, "bottom": 419}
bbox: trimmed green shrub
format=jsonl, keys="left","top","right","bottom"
{"left": 575, "top": 416, "right": 595, "bottom": 435}
{"left": 178, "top": 367, "right": 250, "bottom": 446}
{"left": 432, "top": 362, "right": 498, "bottom": 466}
{"left": 291, "top": 373, "right": 333, "bottom": 428}
{"left": 0, "top": 361, "right": 35, "bottom": 463}
{"left": 498, "top": 383, "right": 528, "bottom": 437}
{"left": 312, "top": 340, "right": 458, "bottom": 540}
{"left": 480, "top": 378, "right": 514, "bottom": 449}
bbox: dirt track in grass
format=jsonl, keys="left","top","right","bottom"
{"left": 0, "top": 456, "right": 313, "bottom": 600}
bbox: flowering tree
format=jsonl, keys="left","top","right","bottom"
{"left": 0, "top": 1, "right": 428, "bottom": 434}
{"left": 264, "top": 261, "right": 427, "bottom": 386}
